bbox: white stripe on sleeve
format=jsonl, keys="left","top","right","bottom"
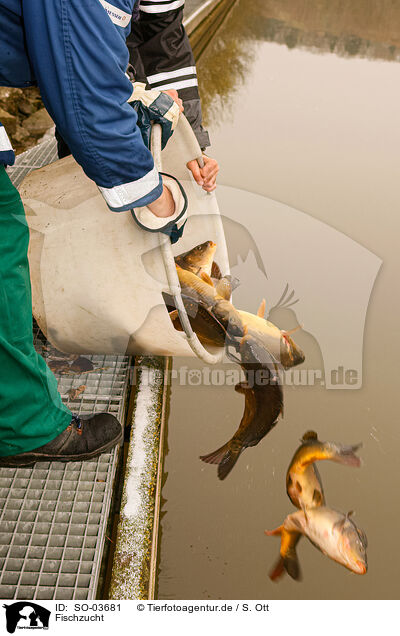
{"left": 139, "top": 0, "right": 185, "bottom": 14}
{"left": 152, "top": 78, "right": 198, "bottom": 91}
{"left": 98, "top": 165, "right": 160, "bottom": 209}
{"left": 147, "top": 66, "right": 196, "bottom": 84}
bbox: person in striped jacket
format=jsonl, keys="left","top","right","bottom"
{"left": 128, "top": 0, "right": 219, "bottom": 192}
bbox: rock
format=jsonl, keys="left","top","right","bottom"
{"left": 22, "top": 108, "right": 53, "bottom": 136}
{"left": 0, "top": 87, "right": 23, "bottom": 100}
{"left": 13, "top": 125, "right": 31, "bottom": 143}
{"left": 18, "top": 100, "right": 35, "bottom": 116}
{"left": 0, "top": 107, "right": 17, "bottom": 134}
{"left": 0, "top": 87, "right": 24, "bottom": 115}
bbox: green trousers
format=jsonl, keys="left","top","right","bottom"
{"left": 0, "top": 166, "right": 71, "bottom": 456}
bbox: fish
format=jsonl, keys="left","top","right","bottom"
{"left": 266, "top": 506, "right": 368, "bottom": 577}
{"left": 286, "top": 430, "right": 362, "bottom": 510}
{"left": 175, "top": 240, "right": 217, "bottom": 277}
{"left": 200, "top": 332, "right": 283, "bottom": 479}
{"left": 175, "top": 268, "right": 304, "bottom": 367}
{"left": 176, "top": 265, "right": 244, "bottom": 341}
{"left": 167, "top": 294, "right": 227, "bottom": 347}
{"left": 237, "top": 299, "right": 305, "bottom": 369}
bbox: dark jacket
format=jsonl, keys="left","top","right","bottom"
{"left": 128, "top": 0, "right": 210, "bottom": 149}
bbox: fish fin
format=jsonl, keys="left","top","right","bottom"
{"left": 333, "top": 443, "right": 362, "bottom": 468}
{"left": 228, "top": 276, "right": 241, "bottom": 291}
{"left": 346, "top": 510, "right": 354, "bottom": 519}
{"left": 301, "top": 430, "right": 319, "bottom": 442}
{"left": 264, "top": 525, "right": 283, "bottom": 537}
{"left": 211, "top": 261, "right": 222, "bottom": 279}
{"left": 269, "top": 556, "right": 286, "bottom": 582}
{"left": 283, "top": 548, "right": 302, "bottom": 581}
{"left": 200, "top": 272, "right": 214, "bottom": 286}
{"left": 333, "top": 517, "right": 346, "bottom": 532}
{"left": 200, "top": 443, "right": 242, "bottom": 480}
{"left": 300, "top": 502, "right": 309, "bottom": 525}
{"left": 257, "top": 298, "right": 266, "bottom": 318}
{"left": 282, "top": 324, "right": 303, "bottom": 337}
{"left": 215, "top": 278, "right": 232, "bottom": 300}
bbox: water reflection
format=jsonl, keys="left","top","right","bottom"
{"left": 198, "top": 0, "right": 400, "bottom": 124}
{"left": 157, "top": 0, "right": 399, "bottom": 601}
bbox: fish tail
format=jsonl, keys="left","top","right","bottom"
{"left": 268, "top": 556, "right": 286, "bottom": 582}
{"left": 266, "top": 531, "right": 301, "bottom": 582}
{"left": 200, "top": 443, "right": 242, "bottom": 480}
{"left": 283, "top": 547, "right": 301, "bottom": 581}
{"left": 264, "top": 525, "right": 283, "bottom": 537}
{"left": 331, "top": 442, "right": 362, "bottom": 467}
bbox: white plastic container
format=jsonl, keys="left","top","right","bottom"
{"left": 21, "top": 116, "right": 229, "bottom": 357}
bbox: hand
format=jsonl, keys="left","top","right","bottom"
{"left": 128, "top": 82, "right": 181, "bottom": 149}
{"left": 147, "top": 185, "right": 175, "bottom": 218}
{"left": 187, "top": 155, "right": 219, "bottom": 192}
{"left": 162, "top": 89, "right": 184, "bottom": 113}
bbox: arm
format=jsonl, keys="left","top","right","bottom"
{"left": 22, "top": 0, "right": 162, "bottom": 212}
{"left": 127, "top": 0, "right": 210, "bottom": 150}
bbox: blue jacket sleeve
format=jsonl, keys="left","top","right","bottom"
{"left": 22, "top": 0, "right": 162, "bottom": 211}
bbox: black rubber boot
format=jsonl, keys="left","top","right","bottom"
{"left": 0, "top": 414, "right": 123, "bottom": 467}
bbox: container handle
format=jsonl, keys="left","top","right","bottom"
{"left": 151, "top": 124, "right": 220, "bottom": 365}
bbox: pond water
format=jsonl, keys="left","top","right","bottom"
{"left": 157, "top": 0, "right": 400, "bottom": 599}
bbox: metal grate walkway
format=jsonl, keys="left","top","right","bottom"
{"left": 1, "top": 142, "right": 131, "bottom": 600}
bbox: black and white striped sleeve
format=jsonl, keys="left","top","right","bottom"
{"left": 127, "top": 0, "right": 210, "bottom": 149}
{"left": 139, "top": 0, "right": 185, "bottom": 13}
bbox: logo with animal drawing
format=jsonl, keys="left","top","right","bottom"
{"left": 215, "top": 186, "right": 382, "bottom": 389}
{"left": 26, "top": 181, "right": 380, "bottom": 389}
{"left": 3, "top": 603, "right": 50, "bottom": 634}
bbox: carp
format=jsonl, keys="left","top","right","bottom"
{"left": 176, "top": 265, "right": 244, "bottom": 340}
{"left": 238, "top": 300, "right": 305, "bottom": 369}
{"left": 266, "top": 506, "right": 367, "bottom": 578}
{"left": 286, "top": 430, "right": 362, "bottom": 510}
{"left": 200, "top": 333, "right": 283, "bottom": 480}
{"left": 175, "top": 240, "right": 216, "bottom": 277}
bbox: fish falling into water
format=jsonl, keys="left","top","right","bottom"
{"left": 267, "top": 431, "right": 364, "bottom": 581}
{"left": 200, "top": 331, "right": 283, "bottom": 480}
{"left": 286, "top": 430, "right": 362, "bottom": 509}
{"left": 169, "top": 242, "right": 305, "bottom": 479}
{"left": 172, "top": 243, "right": 305, "bottom": 365}
{"left": 266, "top": 507, "right": 368, "bottom": 577}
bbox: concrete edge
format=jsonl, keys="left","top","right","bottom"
{"left": 108, "top": 357, "right": 170, "bottom": 600}
{"left": 183, "top": 0, "right": 222, "bottom": 35}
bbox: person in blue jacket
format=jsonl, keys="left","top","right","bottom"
{"left": 0, "top": 0, "right": 208, "bottom": 467}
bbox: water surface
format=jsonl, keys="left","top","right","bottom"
{"left": 157, "top": 0, "right": 400, "bottom": 600}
